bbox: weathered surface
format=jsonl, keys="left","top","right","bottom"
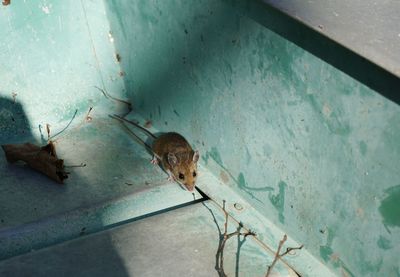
{"left": 105, "top": 1, "right": 400, "bottom": 276}
{"left": 0, "top": 202, "right": 296, "bottom": 277}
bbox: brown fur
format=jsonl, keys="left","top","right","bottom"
{"left": 153, "top": 132, "right": 198, "bottom": 191}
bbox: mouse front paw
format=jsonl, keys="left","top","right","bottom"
{"left": 150, "top": 156, "right": 159, "bottom": 165}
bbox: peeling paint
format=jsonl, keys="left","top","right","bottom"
{"left": 104, "top": 0, "right": 400, "bottom": 275}
{"left": 359, "top": 141, "right": 367, "bottom": 156}
{"left": 202, "top": 147, "right": 223, "bottom": 166}
{"left": 377, "top": 235, "right": 392, "bottom": 250}
{"left": 319, "top": 227, "right": 336, "bottom": 263}
{"left": 319, "top": 228, "right": 355, "bottom": 276}
{"left": 379, "top": 185, "right": 400, "bottom": 229}
{"left": 268, "top": 181, "right": 287, "bottom": 224}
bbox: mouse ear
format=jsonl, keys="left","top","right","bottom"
{"left": 167, "top": 153, "right": 178, "bottom": 166}
{"left": 193, "top": 150, "right": 199, "bottom": 163}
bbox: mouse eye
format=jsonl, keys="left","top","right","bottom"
{"left": 193, "top": 171, "right": 197, "bottom": 177}
{"left": 179, "top": 173, "right": 185, "bottom": 180}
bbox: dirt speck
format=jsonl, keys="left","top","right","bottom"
{"left": 116, "top": 53, "right": 121, "bottom": 62}
{"left": 79, "top": 227, "right": 86, "bottom": 236}
{"left": 220, "top": 171, "right": 229, "bottom": 183}
{"left": 144, "top": 120, "right": 152, "bottom": 128}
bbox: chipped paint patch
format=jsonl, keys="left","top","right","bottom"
{"left": 377, "top": 235, "right": 392, "bottom": 250}
{"left": 359, "top": 141, "right": 367, "bottom": 156}
{"left": 379, "top": 185, "right": 400, "bottom": 229}
{"left": 268, "top": 181, "right": 287, "bottom": 224}
{"left": 202, "top": 147, "right": 223, "bottom": 166}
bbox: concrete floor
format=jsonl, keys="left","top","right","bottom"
{"left": 0, "top": 114, "right": 202, "bottom": 260}
{"left": 0, "top": 116, "right": 192, "bottom": 229}
{"left": 0, "top": 113, "right": 334, "bottom": 276}
{"left": 0, "top": 201, "right": 294, "bottom": 277}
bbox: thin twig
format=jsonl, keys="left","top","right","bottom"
{"left": 85, "top": 107, "right": 93, "bottom": 122}
{"left": 216, "top": 200, "right": 256, "bottom": 277}
{"left": 46, "top": 124, "right": 51, "bottom": 142}
{"left": 207, "top": 198, "right": 301, "bottom": 276}
{"left": 280, "top": 245, "right": 304, "bottom": 257}
{"left": 94, "top": 86, "right": 132, "bottom": 108}
{"left": 50, "top": 109, "right": 78, "bottom": 141}
{"left": 266, "top": 235, "right": 287, "bottom": 277}
{"left": 265, "top": 234, "right": 303, "bottom": 277}
{"left": 223, "top": 200, "right": 228, "bottom": 235}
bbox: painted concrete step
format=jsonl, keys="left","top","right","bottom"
{"left": 0, "top": 201, "right": 296, "bottom": 277}
{"left": 0, "top": 115, "right": 202, "bottom": 260}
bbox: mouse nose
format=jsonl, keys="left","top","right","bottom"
{"left": 186, "top": 184, "right": 195, "bottom": 192}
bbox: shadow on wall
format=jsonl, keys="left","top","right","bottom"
{"left": 104, "top": 1, "right": 245, "bottom": 111}
{"left": 0, "top": 97, "right": 34, "bottom": 145}
{"left": 232, "top": 0, "right": 400, "bottom": 104}
{"left": 0, "top": 96, "right": 129, "bottom": 277}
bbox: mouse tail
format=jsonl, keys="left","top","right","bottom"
{"left": 110, "top": 114, "right": 157, "bottom": 138}
{"left": 110, "top": 115, "right": 155, "bottom": 154}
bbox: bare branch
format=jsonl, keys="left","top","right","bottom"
{"left": 280, "top": 245, "right": 304, "bottom": 257}
{"left": 215, "top": 200, "right": 256, "bottom": 277}
{"left": 265, "top": 234, "right": 303, "bottom": 277}
{"left": 266, "top": 234, "right": 287, "bottom": 277}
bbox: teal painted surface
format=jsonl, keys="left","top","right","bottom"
{"left": 379, "top": 185, "right": 400, "bottom": 229}
{"left": 0, "top": 1, "right": 206, "bottom": 264}
{"left": 0, "top": 112, "right": 203, "bottom": 260}
{"left": 0, "top": 0, "right": 126, "bottom": 143}
{"left": 0, "top": 202, "right": 295, "bottom": 277}
{"left": 105, "top": 1, "right": 400, "bottom": 276}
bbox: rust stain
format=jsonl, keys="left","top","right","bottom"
{"left": 220, "top": 170, "right": 229, "bottom": 183}
{"left": 356, "top": 207, "right": 365, "bottom": 218}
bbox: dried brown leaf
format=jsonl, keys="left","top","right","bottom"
{"left": 2, "top": 141, "right": 68, "bottom": 183}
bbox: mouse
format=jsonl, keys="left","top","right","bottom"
{"left": 110, "top": 114, "right": 199, "bottom": 192}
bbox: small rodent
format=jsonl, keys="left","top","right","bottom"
{"left": 111, "top": 115, "right": 199, "bottom": 192}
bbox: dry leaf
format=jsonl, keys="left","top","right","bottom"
{"left": 1, "top": 141, "right": 68, "bottom": 183}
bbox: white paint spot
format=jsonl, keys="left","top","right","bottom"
{"left": 58, "top": 16, "right": 63, "bottom": 31}
{"left": 108, "top": 32, "right": 114, "bottom": 43}
{"left": 41, "top": 5, "right": 50, "bottom": 14}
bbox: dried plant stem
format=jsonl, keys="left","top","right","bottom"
{"left": 265, "top": 235, "right": 287, "bottom": 276}
{"left": 216, "top": 200, "right": 256, "bottom": 277}
{"left": 94, "top": 86, "right": 132, "bottom": 109}
{"left": 265, "top": 234, "right": 304, "bottom": 277}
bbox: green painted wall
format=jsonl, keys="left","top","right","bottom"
{"left": 105, "top": 1, "right": 400, "bottom": 276}
{"left": 0, "top": 0, "right": 125, "bottom": 143}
